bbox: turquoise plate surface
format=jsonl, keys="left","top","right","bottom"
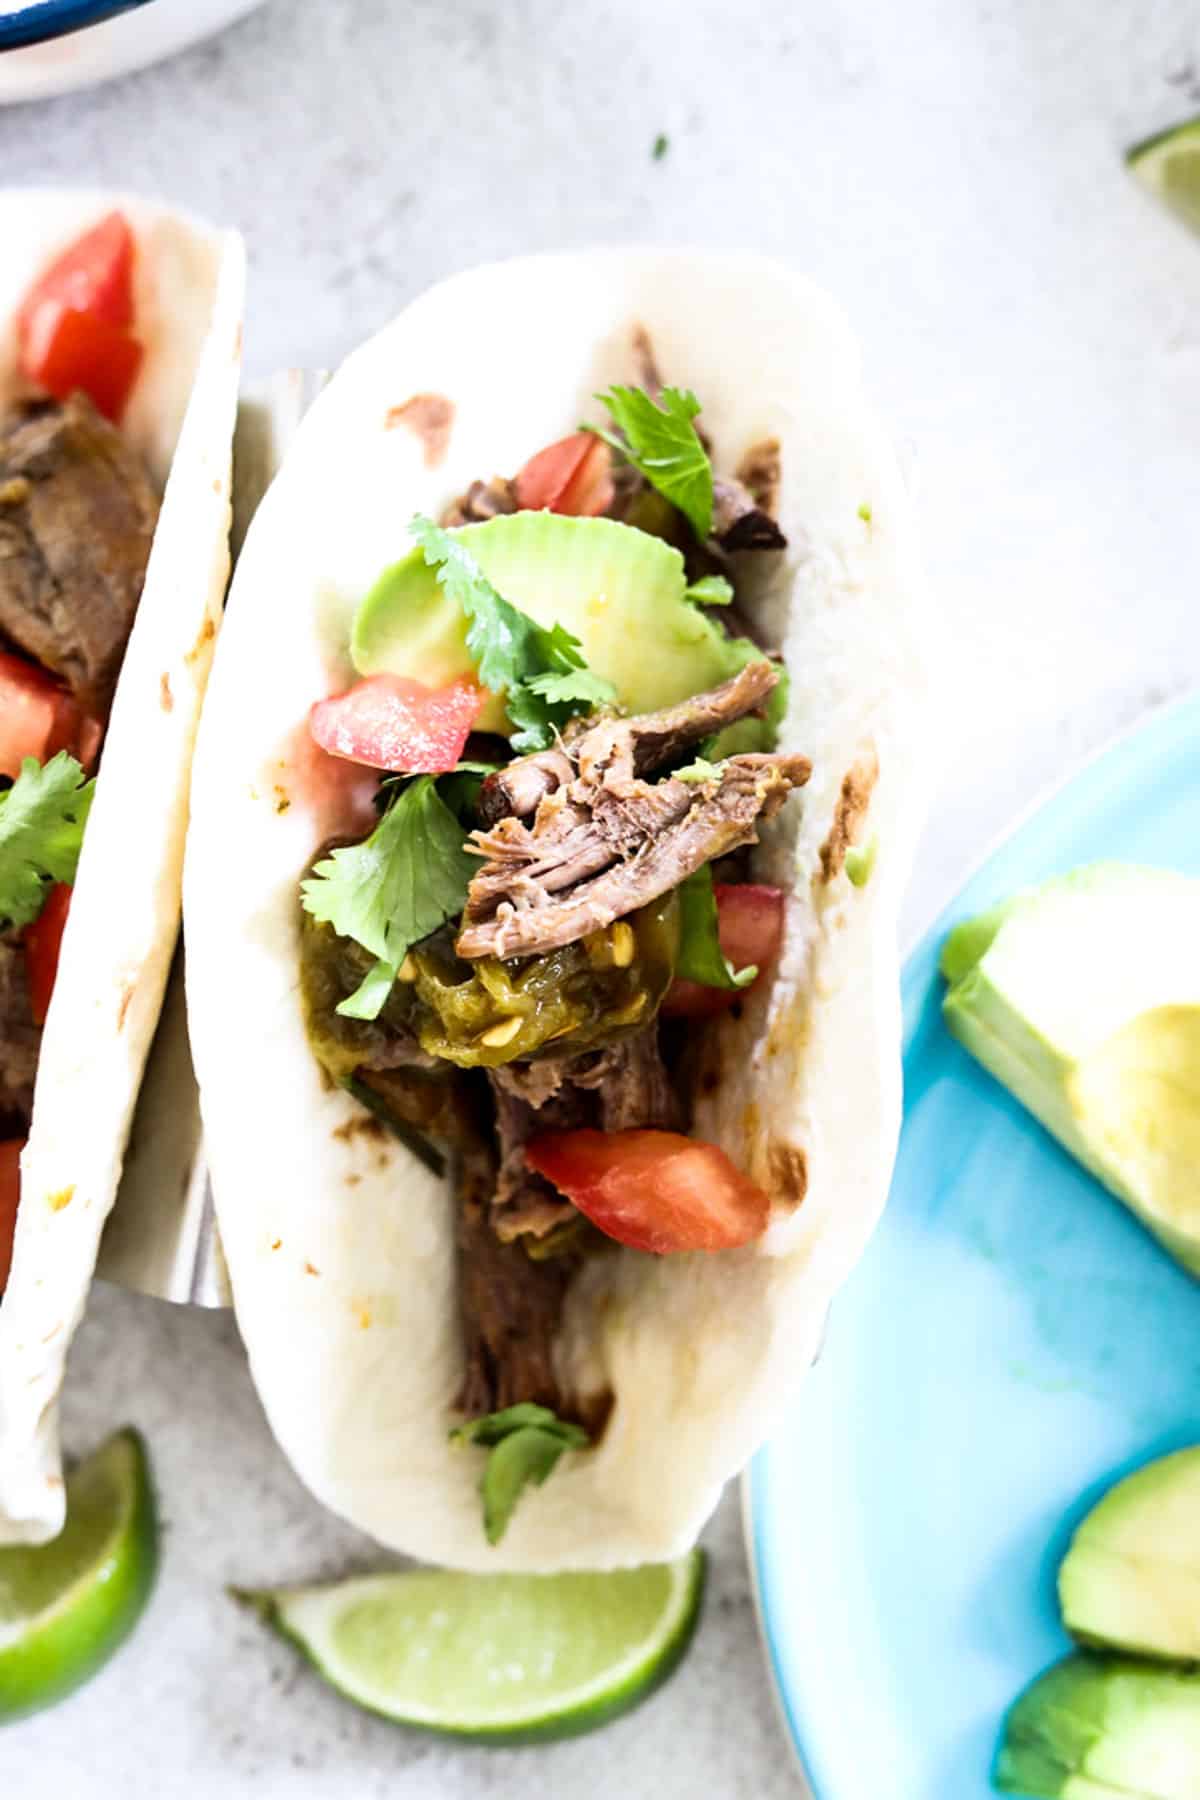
{"left": 747, "top": 694, "right": 1200, "bottom": 1799}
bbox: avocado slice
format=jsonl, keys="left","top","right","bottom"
{"left": 940, "top": 863, "right": 1200, "bottom": 1275}
{"left": 1058, "top": 1448, "right": 1200, "bottom": 1661}
{"left": 350, "top": 513, "right": 758, "bottom": 735}
{"left": 995, "top": 1653, "right": 1200, "bottom": 1798}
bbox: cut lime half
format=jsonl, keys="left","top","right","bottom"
{"left": 238, "top": 1549, "right": 706, "bottom": 1744}
{"left": 0, "top": 1428, "right": 157, "bottom": 1722}
{"left": 1128, "top": 117, "right": 1200, "bottom": 234}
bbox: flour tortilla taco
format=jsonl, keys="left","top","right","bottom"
{"left": 0, "top": 191, "right": 244, "bottom": 1541}
{"left": 185, "top": 250, "right": 928, "bottom": 1570}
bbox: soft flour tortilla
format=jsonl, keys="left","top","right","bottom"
{"left": 0, "top": 192, "right": 245, "bottom": 1542}
{"left": 185, "top": 251, "right": 929, "bottom": 1570}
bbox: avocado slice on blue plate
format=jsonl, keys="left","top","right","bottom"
{"left": 996, "top": 1653, "right": 1200, "bottom": 1798}
{"left": 1058, "top": 1448, "right": 1200, "bottom": 1662}
{"left": 941, "top": 863, "right": 1200, "bottom": 1275}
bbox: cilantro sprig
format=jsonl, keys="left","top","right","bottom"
{"left": 299, "top": 773, "right": 478, "bottom": 1021}
{"left": 676, "top": 865, "right": 757, "bottom": 993}
{"left": 451, "top": 1403, "right": 590, "bottom": 1546}
{"left": 585, "top": 385, "right": 714, "bottom": 540}
{"left": 0, "top": 753, "right": 94, "bottom": 931}
{"left": 409, "top": 517, "right": 615, "bottom": 752}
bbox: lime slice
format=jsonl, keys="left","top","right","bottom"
{"left": 239, "top": 1549, "right": 705, "bottom": 1743}
{"left": 1128, "top": 117, "right": 1200, "bottom": 234}
{"left": 0, "top": 1428, "right": 157, "bottom": 1721}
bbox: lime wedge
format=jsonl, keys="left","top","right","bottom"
{"left": 1128, "top": 117, "right": 1200, "bottom": 234}
{"left": 0, "top": 1428, "right": 157, "bottom": 1721}
{"left": 239, "top": 1549, "right": 705, "bottom": 1743}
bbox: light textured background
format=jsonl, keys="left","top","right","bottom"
{"left": 4, "top": 1, "right": 1200, "bottom": 1795}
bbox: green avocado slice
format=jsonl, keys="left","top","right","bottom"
{"left": 995, "top": 1654, "right": 1200, "bottom": 1799}
{"left": 1058, "top": 1448, "right": 1200, "bottom": 1662}
{"left": 350, "top": 513, "right": 758, "bottom": 735}
{"left": 940, "top": 863, "right": 1200, "bottom": 1276}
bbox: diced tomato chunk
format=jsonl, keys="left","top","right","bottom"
{"left": 525, "top": 1128, "right": 770, "bottom": 1254}
{"left": 20, "top": 302, "right": 144, "bottom": 423}
{"left": 24, "top": 884, "right": 72, "bottom": 1027}
{"left": 662, "top": 883, "right": 786, "bottom": 1019}
{"left": 309, "top": 674, "right": 485, "bottom": 774}
{"left": 0, "top": 649, "right": 99, "bottom": 780}
{"left": 17, "top": 211, "right": 136, "bottom": 338}
{"left": 0, "top": 1140, "right": 22, "bottom": 1295}
{"left": 514, "top": 432, "right": 614, "bottom": 517}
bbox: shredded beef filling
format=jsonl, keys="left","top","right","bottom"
{"left": 0, "top": 393, "right": 159, "bottom": 714}
{"left": 457, "top": 663, "right": 809, "bottom": 960}
{"left": 333, "top": 370, "right": 802, "bottom": 1425}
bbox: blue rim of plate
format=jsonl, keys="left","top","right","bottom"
{"left": 745, "top": 689, "right": 1200, "bottom": 1799}
{"left": 0, "top": 0, "right": 151, "bottom": 52}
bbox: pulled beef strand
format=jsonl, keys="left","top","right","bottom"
{"left": 456, "top": 1138, "right": 577, "bottom": 1418}
{"left": 0, "top": 935, "right": 39, "bottom": 1130}
{"left": 711, "top": 474, "right": 787, "bottom": 553}
{"left": 440, "top": 474, "right": 517, "bottom": 528}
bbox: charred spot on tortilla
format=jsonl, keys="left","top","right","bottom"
{"left": 117, "top": 982, "right": 136, "bottom": 1031}
{"left": 304, "top": 1261, "right": 320, "bottom": 1277}
{"left": 819, "top": 749, "right": 880, "bottom": 884}
{"left": 273, "top": 784, "right": 290, "bottom": 814}
{"left": 768, "top": 1141, "right": 807, "bottom": 1207}
{"left": 331, "top": 1113, "right": 388, "bottom": 1145}
{"left": 159, "top": 672, "right": 174, "bottom": 712}
{"left": 185, "top": 613, "right": 216, "bottom": 665}
{"left": 385, "top": 393, "right": 455, "bottom": 469}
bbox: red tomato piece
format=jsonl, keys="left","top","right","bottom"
{"left": 514, "top": 432, "right": 615, "bottom": 516}
{"left": 0, "top": 1139, "right": 22, "bottom": 1295}
{"left": 24, "top": 884, "right": 72, "bottom": 1027}
{"left": 661, "top": 882, "right": 785, "bottom": 1020}
{"left": 17, "top": 211, "right": 136, "bottom": 339}
{"left": 0, "top": 649, "right": 99, "bottom": 780}
{"left": 20, "top": 302, "right": 145, "bottom": 424}
{"left": 525, "top": 1128, "right": 770, "bottom": 1254}
{"left": 309, "top": 674, "right": 485, "bottom": 774}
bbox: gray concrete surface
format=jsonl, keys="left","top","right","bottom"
{"left": 3, "top": 1, "right": 1199, "bottom": 1794}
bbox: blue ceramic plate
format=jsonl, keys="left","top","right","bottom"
{"left": 747, "top": 694, "right": 1200, "bottom": 1800}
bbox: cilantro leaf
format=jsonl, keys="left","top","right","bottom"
{"left": 683, "top": 574, "right": 733, "bottom": 607}
{"left": 299, "top": 774, "right": 477, "bottom": 1022}
{"left": 410, "top": 517, "right": 615, "bottom": 751}
{"left": 587, "top": 385, "right": 714, "bottom": 540}
{"left": 0, "top": 753, "right": 94, "bottom": 931}
{"left": 451, "top": 1404, "right": 590, "bottom": 1545}
{"left": 676, "top": 865, "right": 757, "bottom": 992}
{"left": 526, "top": 664, "right": 616, "bottom": 708}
